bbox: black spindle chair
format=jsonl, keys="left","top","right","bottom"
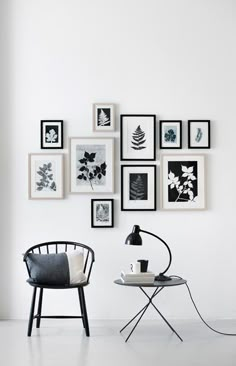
{"left": 23, "top": 241, "right": 95, "bottom": 337}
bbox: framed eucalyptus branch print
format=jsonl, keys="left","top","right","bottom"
{"left": 160, "top": 120, "right": 182, "bottom": 149}
{"left": 121, "top": 165, "right": 156, "bottom": 211}
{"left": 120, "top": 115, "right": 156, "bottom": 161}
{"left": 161, "top": 155, "right": 206, "bottom": 210}
{"left": 41, "top": 120, "right": 63, "bottom": 149}
{"left": 188, "top": 120, "right": 210, "bottom": 148}
{"left": 70, "top": 137, "right": 114, "bottom": 193}
{"left": 91, "top": 199, "right": 114, "bottom": 228}
{"left": 28, "top": 154, "right": 64, "bottom": 199}
{"left": 93, "top": 103, "right": 115, "bottom": 132}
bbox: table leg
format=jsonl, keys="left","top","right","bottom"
{"left": 120, "top": 287, "right": 165, "bottom": 342}
{"left": 140, "top": 287, "right": 183, "bottom": 342}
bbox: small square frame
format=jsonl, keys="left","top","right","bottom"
{"left": 41, "top": 120, "right": 63, "bottom": 149}
{"left": 91, "top": 199, "right": 114, "bottom": 228}
{"left": 93, "top": 103, "right": 115, "bottom": 132}
{"left": 188, "top": 120, "right": 210, "bottom": 149}
{"left": 160, "top": 120, "right": 182, "bottom": 149}
{"left": 121, "top": 165, "right": 156, "bottom": 211}
{"left": 28, "top": 153, "right": 64, "bottom": 199}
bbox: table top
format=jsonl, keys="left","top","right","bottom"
{"left": 114, "top": 278, "right": 187, "bottom": 288}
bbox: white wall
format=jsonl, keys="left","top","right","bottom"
{"left": 1, "top": 0, "right": 236, "bottom": 320}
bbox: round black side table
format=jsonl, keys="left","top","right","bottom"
{"left": 114, "top": 277, "right": 187, "bottom": 342}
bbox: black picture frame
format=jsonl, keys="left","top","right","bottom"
{"left": 188, "top": 120, "right": 211, "bottom": 149}
{"left": 159, "top": 120, "right": 182, "bottom": 149}
{"left": 41, "top": 120, "right": 63, "bottom": 149}
{"left": 121, "top": 165, "right": 156, "bottom": 211}
{"left": 120, "top": 114, "right": 156, "bottom": 161}
{"left": 91, "top": 199, "right": 114, "bottom": 228}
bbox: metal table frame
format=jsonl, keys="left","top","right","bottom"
{"left": 114, "top": 278, "right": 186, "bottom": 342}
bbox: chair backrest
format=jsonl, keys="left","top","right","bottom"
{"left": 23, "top": 241, "right": 95, "bottom": 283}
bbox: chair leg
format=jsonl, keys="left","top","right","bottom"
{"left": 78, "top": 288, "right": 85, "bottom": 329}
{"left": 27, "top": 287, "right": 37, "bottom": 337}
{"left": 79, "top": 287, "right": 90, "bottom": 336}
{"left": 36, "top": 288, "right": 44, "bottom": 328}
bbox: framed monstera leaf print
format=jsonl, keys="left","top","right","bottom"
{"left": 161, "top": 155, "right": 206, "bottom": 210}
{"left": 121, "top": 165, "right": 156, "bottom": 211}
{"left": 120, "top": 115, "right": 156, "bottom": 161}
{"left": 70, "top": 138, "right": 114, "bottom": 193}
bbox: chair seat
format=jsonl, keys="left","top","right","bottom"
{"left": 27, "top": 278, "right": 89, "bottom": 289}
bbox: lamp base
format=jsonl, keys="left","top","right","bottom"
{"left": 155, "top": 273, "right": 172, "bottom": 281}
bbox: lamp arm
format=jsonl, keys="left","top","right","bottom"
{"left": 140, "top": 229, "right": 172, "bottom": 275}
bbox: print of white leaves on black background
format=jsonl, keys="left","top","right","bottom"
{"left": 168, "top": 161, "right": 198, "bottom": 202}
{"left": 129, "top": 173, "right": 148, "bottom": 200}
{"left": 131, "top": 125, "right": 146, "bottom": 150}
{"left": 36, "top": 162, "right": 56, "bottom": 191}
{"left": 45, "top": 126, "right": 58, "bottom": 143}
{"left": 97, "top": 109, "right": 111, "bottom": 126}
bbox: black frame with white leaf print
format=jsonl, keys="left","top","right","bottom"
{"left": 41, "top": 120, "right": 63, "bottom": 149}
{"left": 91, "top": 199, "right": 114, "bottom": 228}
{"left": 121, "top": 165, "right": 156, "bottom": 211}
{"left": 120, "top": 115, "right": 156, "bottom": 161}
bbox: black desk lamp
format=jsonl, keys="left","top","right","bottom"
{"left": 125, "top": 225, "right": 172, "bottom": 281}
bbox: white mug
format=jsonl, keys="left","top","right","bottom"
{"left": 130, "top": 262, "right": 141, "bottom": 274}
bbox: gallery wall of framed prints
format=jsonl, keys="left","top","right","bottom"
{"left": 28, "top": 104, "right": 212, "bottom": 225}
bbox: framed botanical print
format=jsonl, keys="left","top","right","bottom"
{"left": 91, "top": 199, "right": 114, "bottom": 228}
{"left": 93, "top": 103, "right": 115, "bottom": 132}
{"left": 121, "top": 165, "right": 156, "bottom": 211}
{"left": 70, "top": 137, "right": 114, "bottom": 193}
{"left": 161, "top": 154, "right": 206, "bottom": 210}
{"left": 41, "top": 120, "right": 63, "bottom": 149}
{"left": 28, "top": 153, "right": 64, "bottom": 199}
{"left": 160, "top": 120, "right": 182, "bottom": 149}
{"left": 188, "top": 120, "right": 210, "bottom": 148}
{"left": 120, "top": 115, "right": 156, "bottom": 161}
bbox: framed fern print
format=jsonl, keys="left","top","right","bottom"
{"left": 93, "top": 103, "right": 115, "bottom": 132}
{"left": 121, "top": 165, "right": 156, "bottom": 211}
{"left": 28, "top": 153, "right": 64, "bottom": 199}
{"left": 70, "top": 137, "right": 114, "bottom": 193}
{"left": 161, "top": 154, "right": 206, "bottom": 210}
{"left": 120, "top": 115, "right": 156, "bottom": 161}
{"left": 91, "top": 199, "right": 114, "bottom": 228}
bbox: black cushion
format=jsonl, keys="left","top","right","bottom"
{"left": 26, "top": 253, "right": 70, "bottom": 285}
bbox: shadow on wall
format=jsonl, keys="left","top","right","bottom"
{"left": 0, "top": 0, "right": 13, "bottom": 318}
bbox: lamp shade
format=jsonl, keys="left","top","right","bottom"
{"left": 125, "top": 225, "right": 142, "bottom": 246}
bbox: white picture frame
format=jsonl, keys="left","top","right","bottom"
{"left": 161, "top": 154, "right": 206, "bottom": 210}
{"left": 70, "top": 137, "right": 114, "bottom": 193}
{"left": 93, "top": 103, "right": 115, "bottom": 132}
{"left": 28, "top": 153, "right": 64, "bottom": 199}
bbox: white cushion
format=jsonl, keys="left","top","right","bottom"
{"left": 66, "top": 250, "right": 87, "bottom": 284}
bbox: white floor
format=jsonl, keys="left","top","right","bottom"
{"left": 0, "top": 319, "right": 236, "bottom": 366}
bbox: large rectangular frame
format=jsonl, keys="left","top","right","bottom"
{"left": 161, "top": 154, "right": 206, "bottom": 210}
{"left": 70, "top": 137, "right": 114, "bottom": 193}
